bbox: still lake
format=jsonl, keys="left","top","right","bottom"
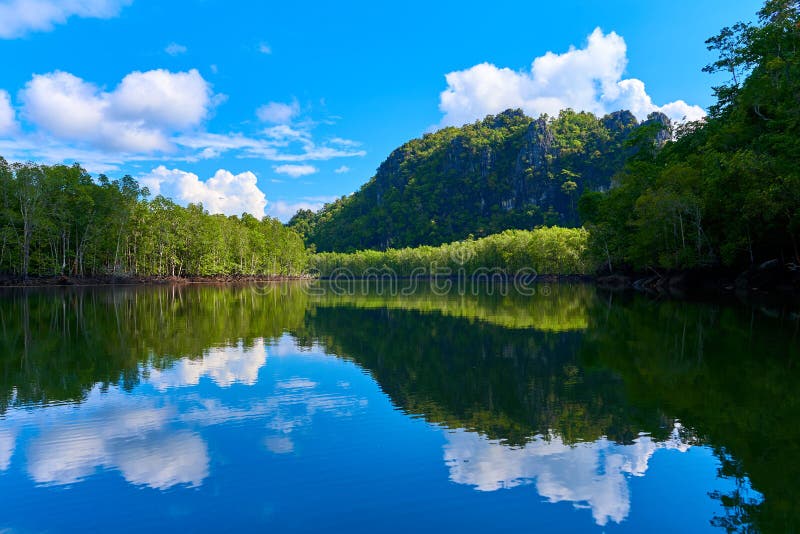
{"left": 0, "top": 282, "right": 797, "bottom": 532}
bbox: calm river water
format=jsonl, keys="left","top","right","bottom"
{"left": 0, "top": 282, "right": 797, "bottom": 532}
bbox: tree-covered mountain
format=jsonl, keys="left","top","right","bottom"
{"left": 290, "top": 108, "right": 670, "bottom": 252}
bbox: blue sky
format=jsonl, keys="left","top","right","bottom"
{"left": 0, "top": 0, "right": 761, "bottom": 220}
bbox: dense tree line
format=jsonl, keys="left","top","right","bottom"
{"left": 0, "top": 158, "right": 308, "bottom": 278}
{"left": 580, "top": 0, "right": 800, "bottom": 272}
{"left": 291, "top": 108, "right": 667, "bottom": 252}
{"left": 309, "top": 227, "right": 590, "bottom": 277}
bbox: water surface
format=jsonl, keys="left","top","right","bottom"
{"left": 0, "top": 282, "right": 797, "bottom": 532}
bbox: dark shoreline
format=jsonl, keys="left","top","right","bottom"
{"left": 1, "top": 266, "right": 797, "bottom": 298}
{"left": 0, "top": 274, "right": 314, "bottom": 288}
{"left": 597, "top": 263, "right": 800, "bottom": 298}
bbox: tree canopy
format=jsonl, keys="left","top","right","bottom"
{"left": 580, "top": 0, "right": 800, "bottom": 271}
{"left": 0, "top": 159, "right": 308, "bottom": 278}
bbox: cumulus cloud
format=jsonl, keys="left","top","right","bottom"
{"left": 334, "top": 165, "right": 350, "bottom": 174}
{"left": 140, "top": 165, "right": 267, "bottom": 217}
{"left": 0, "top": 72, "right": 365, "bottom": 171}
{"left": 444, "top": 425, "right": 691, "bottom": 527}
{"left": 439, "top": 28, "right": 706, "bottom": 127}
{"left": 20, "top": 69, "right": 215, "bottom": 152}
{"left": 257, "top": 100, "right": 299, "bottom": 124}
{"left": 274, "top": 164, "right": 317, "bottom": 178}
{"left": 165, "top": 42, "right": 187, "bottom": 56}
{"left": 0, "top": 0, "right": 132, "bottom": 39}
{"left": 110, "top": 69, "right": 213, "bottom": 128}
{"left": 0, "top": 90, "right": 17, "bottom": 134}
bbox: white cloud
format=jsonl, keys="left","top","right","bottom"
{"left": 140, "top": 165, "right": 267, "bottom": 217}
{"left": 657, "top": 99, "right": 707, "bottom": 123}
{"left": 0, "top": 90, "right": 17, "bottom": 134}
{"left": 109, "top": 69, "right": 213, "bottom": 129}
{"left": 329, "top": 137, "right": 361, "bottom": 147}
{"left": 266, "top": 196, "right": 336, "bottom": 220}
{"left": 334, "top": 165, "right": 350, "bottom": 174}
{"left": 438, "top": 28, "right": 706, "bottom": 127}
{"left": 0, "top": 0, "right": 132, "bottom": 39}
{"left": 267, "top": 200, "right": 324, "bottom": 221}
{"left": 257, "top": 100, "right": 299, "bottom": 124}
{"left": 264, "top": 145, "right": 365, "bottom": 162}
{"left": 22, "top": 71, "right": 121, "bottom": 144}
{"left": 19, "top": 69, "right": 215, "bottom": 153}
{"left": 0, "top": 73, "right": 365, "bottom": 170}
{"left": 0, "top": 136, "right": 134, "bottom": 172}
{"left": 0, "top": 128, "right": 366, "bottom": 169}
{"left": 172, "top": 131, "right": 366, "bottom": 163}
{"left": 165, "top": 42, "right": 187, "bottom": 56}
{"left": 274, "top": 164, "right": 317, "bottom": 178}
{"left": 263, "top": 124, "right": 310, "bottom": 143}
{"left": 258, "top": 42, "right": 272, "bottom": 55}
{"left": 444, "top": 425, "right": 692, "bottom": 527}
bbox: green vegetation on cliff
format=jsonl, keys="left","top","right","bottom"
{"left": 291, "top": 109, "right": 668, "bottom": 252}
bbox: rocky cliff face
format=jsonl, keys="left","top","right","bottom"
{"left": 643, "top": 112, "right": 672, "bottom": 146}
{"left": 293, "top": 108, "right": 671, "bottom": 252}
{"left": 509, "top": 117, "right": 556, "bottom": 210}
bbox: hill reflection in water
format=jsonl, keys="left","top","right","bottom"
{"left": 0, "top": 283, "right": 795, "bottom": 531}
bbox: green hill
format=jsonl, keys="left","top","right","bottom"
{"left": 290, "top": 108, "right": 670, "bottom": 252}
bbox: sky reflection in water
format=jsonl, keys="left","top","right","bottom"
{"left": 0, "top": 284, "right": 788, "bottom": 532}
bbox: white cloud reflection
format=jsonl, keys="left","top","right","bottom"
{"left": 0, "top": 335, "right": 368, "bottom": 492}
{"left": 146, "top": 339, "right": 268, "bottom": 390}
{"left": 0, "top": 428, "right": 16, "bottom": 471}
{"left": 25, "top": 395, "right": 209, "bottom": 489}
{"left": 444, "top": 425, "right": 691, "bottom": 526}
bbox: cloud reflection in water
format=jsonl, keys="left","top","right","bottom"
{"left": 1, "top": 335, "right": 366, "bottom": 491}
{"left": 444, "top": 425, "right": 691, "bottom": 526}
